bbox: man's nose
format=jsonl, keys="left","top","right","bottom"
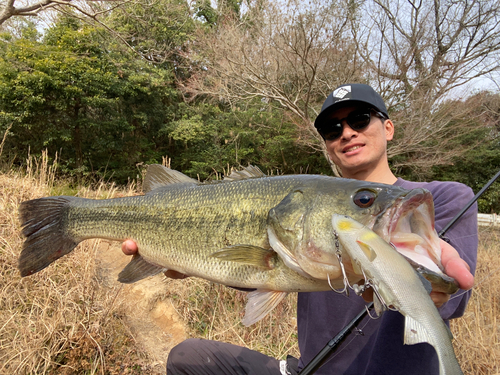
{"left": 340, "top": 122, "right": 357, "bottom": 140}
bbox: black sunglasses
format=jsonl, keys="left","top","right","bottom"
{"left": 318, "top": 109, "right": 386, "bottom": 141}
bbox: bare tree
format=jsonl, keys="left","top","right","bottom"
{"left": 0, "top": 0, "right": 108, "bottom": 25}
{"left": 350, "top": 0, "right": 500, "bottom": 174}
{"left": 1, "top": 0, "right": 57, "bottom": 25}
{"left": 182, "top": 0, "right": 364, "bottom": 174}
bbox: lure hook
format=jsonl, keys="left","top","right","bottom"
{"left": 329, "top": 229, "right": 353, "bottom": 295}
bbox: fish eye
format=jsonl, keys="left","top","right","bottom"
{"left": 353, "top": 190, "right": 377, "bottom": 208}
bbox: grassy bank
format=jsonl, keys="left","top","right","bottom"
{"left": 0, "top": 159, "right": 498, "bottom": 374}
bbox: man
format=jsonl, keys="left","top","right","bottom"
{"left": 122, "top": 83, "right": 477, "bottom": 374}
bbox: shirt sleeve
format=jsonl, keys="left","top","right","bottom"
{"left": 428, "top": 181, "right": 478, "bottom": 321}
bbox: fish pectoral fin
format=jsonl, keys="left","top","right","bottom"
{"left": 404, "top": 316, "right": 433, "bottom": 345}
{"left": 118, "top": 254, "right": 166, "bottom": 283}
{"left": 242, "top": 290, "right": 288, "bottom": 326}
{"left": 355, "top": 239, "right": 377, "bottom": 262}
{"left": 143, "top": 164, "right": 198, "bottom": 193}
{"left": 210, "top": 245, "right": 277, "bottom": 269}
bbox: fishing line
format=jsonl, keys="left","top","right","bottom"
{"left": 449, "top": 265, "right": 500, "bottom": 301}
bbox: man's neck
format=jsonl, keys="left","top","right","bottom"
{"left": 342, "top": 166, "right": 397, "bottom": 185}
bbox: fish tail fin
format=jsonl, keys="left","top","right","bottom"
{"left": 404, "top": 316, "right": 462, "bottom": 375}
{"left": 18, "top": 196, "right": 81, "bottom": 277}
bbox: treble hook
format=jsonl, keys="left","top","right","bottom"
{"left": 364, "top": 303, "right": 381, "bottom": 319}
{"left": 328, "top": 229, "right": 353, "bottom": 295}
{"left": 352, "top": 268, "right": 387, "bottom": 319}
{"left": 328, "top": 273, "right": 349, "bottom": 295}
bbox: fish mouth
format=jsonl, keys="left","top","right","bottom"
{"left": 374, "top": 189, "right": 444, "bottom": 274}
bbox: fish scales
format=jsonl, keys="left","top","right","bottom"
{"left": 66, "top": 178, "right": 287, "bottom": 279}
{"left": 21, "top": 175, "right": 335, "bottom": 292}
{"left": 18, "top": 165, "right": 459, "bottom": 324}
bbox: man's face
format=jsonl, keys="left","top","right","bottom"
{"left": 324, "top": 106, "right": 394, "bottom": 179}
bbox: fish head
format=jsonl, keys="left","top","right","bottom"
{"left": 267, "top": 178, "right": 445, "bottom": 285}
{"left": 267, "top": 178, "right": 411, "bottom": 281}
{"left": 371, "top": 188, "right": 443, "bottom": 274}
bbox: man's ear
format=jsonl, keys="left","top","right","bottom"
{"left": 384, "top": 119, "right": 394, "bottom": 141}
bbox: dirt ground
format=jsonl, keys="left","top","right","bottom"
{"left": 95, "top": 241, "right": 188, "bottom": 373}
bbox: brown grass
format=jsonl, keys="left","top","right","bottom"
{"left": 451, "top": 228, "right": 500, "bottom": 375}
{"left": 0, "top": 155, "right": 149, "bottom": 374}
{"left": 0, "top": 154, "right": 499, "bottom": 374}
{"left": 162, "top": 278, "right": 299, "bottom": 359}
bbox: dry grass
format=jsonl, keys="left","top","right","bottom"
{"left": 0, "top": 155, "right": 149, "bottom": 374}
{"left": 451, "top": 228, "right": 500, "bottom": 375}
{"left": 163, "top": 278, "right": 299, "bottom": 359}
{"left": 0, "top": 153, "right": 499, "bottom": 374}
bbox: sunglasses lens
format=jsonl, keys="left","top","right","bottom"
{"left": 321, "top": 123, "right": 343, "bottom": 141}
{"left": 321, "top": 112, "right": 372, "bottom": 141}
{"left": 348, "top": 113, "right": 371, "bottom": 130}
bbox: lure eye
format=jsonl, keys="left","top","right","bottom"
{"left": 353, "top": 190, "right": 377, "bottom": 208}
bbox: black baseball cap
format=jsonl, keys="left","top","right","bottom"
{"left": 314, "top": 84, "right": 389, "bottom": 129}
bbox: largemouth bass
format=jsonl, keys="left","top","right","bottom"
{"left": 331, "top": 214, "right": 463, "bottom": 375}
{"left": 19, "top": 165, "right": 455, "bottom": 325}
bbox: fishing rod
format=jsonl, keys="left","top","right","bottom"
{"left": 298, "top": 168, "right": 500, "bottom": 375}
{"left": 297, "top": 302, "right": 374, "bottom": 375}
{"left": 439, "top": 168, "right": 500, "bottom": 238}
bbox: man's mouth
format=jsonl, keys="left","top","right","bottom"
{"left": 343, "top": 145, "right": 363, "bottom": 153}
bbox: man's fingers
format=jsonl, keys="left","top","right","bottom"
{"left": 121, "top": 239, "right": 138, "bottom": 255}
{"left": 440, "top": 240, "right": 470, "bottom": 271}
{"left": 440, "top": 239, "right": 474, "bottom": 290}
{"left": 444, "top": 258, "right": 475, "bottom": 290}
{"left": 430, "top": 291, "right": 450, "bottom": 308}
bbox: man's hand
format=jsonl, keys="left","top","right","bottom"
{"left": 430, "top": 239, "right": 475, "bottom": 308}
{"left": 363, "top": 239, "right": 474, "bottom": 308}
{"left": 121, "top": 239, "right": 138, "bottom": 255}
{"left": 120, "top": 240, "right": 189, "bottom": 279}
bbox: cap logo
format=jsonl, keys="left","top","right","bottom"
{"left": 332, "top": 86, "right": 351, "bottom": 99}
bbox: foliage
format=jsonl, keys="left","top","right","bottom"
{"left": 183, "top": 0, "right": 364, "bottom": 176}
{"left": 104, "top": 0, "right": 195, "bottom": 68}
{"left": 162, "top": 102, "right": 330, "bottom": 179}
{"left": 0, "top": 1, "right": 499, "bottom": 213}
{"left": 351, "top": 0, "right": 500, "bottom": 174}
{"left": 0, "top": 16, "right": 180, "bottom": 182}
{"left": 395, "top": 92, "right": 500, "bottom": 213}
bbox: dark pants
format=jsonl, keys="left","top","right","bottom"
{"left": 167, "top": 338, "right": 298, "bottom": 375}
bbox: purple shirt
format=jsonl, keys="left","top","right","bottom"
{"left": 297, "top": 178, "right": 478, "bottom": 374}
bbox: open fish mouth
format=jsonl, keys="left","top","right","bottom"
{"left": 374, "top": 189, "right": 444, "bottom": 275}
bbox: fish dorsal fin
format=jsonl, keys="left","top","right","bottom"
{"left": 404, "top": 316, "right": 434, "bottom": 345}
{"left": 223, "top": 165, "right": 266, "bottom": 181}
{"left": 118, "top": 254, "right": 166, "bottom": 283}
{"left": 143, "top": 164, "right": 198, "bottom": 193}
{"left": 242, "top": 290, "right": 288, "bottom": 326}
{"left": 210, "top": 245, "right": 276, "bottom": 269}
